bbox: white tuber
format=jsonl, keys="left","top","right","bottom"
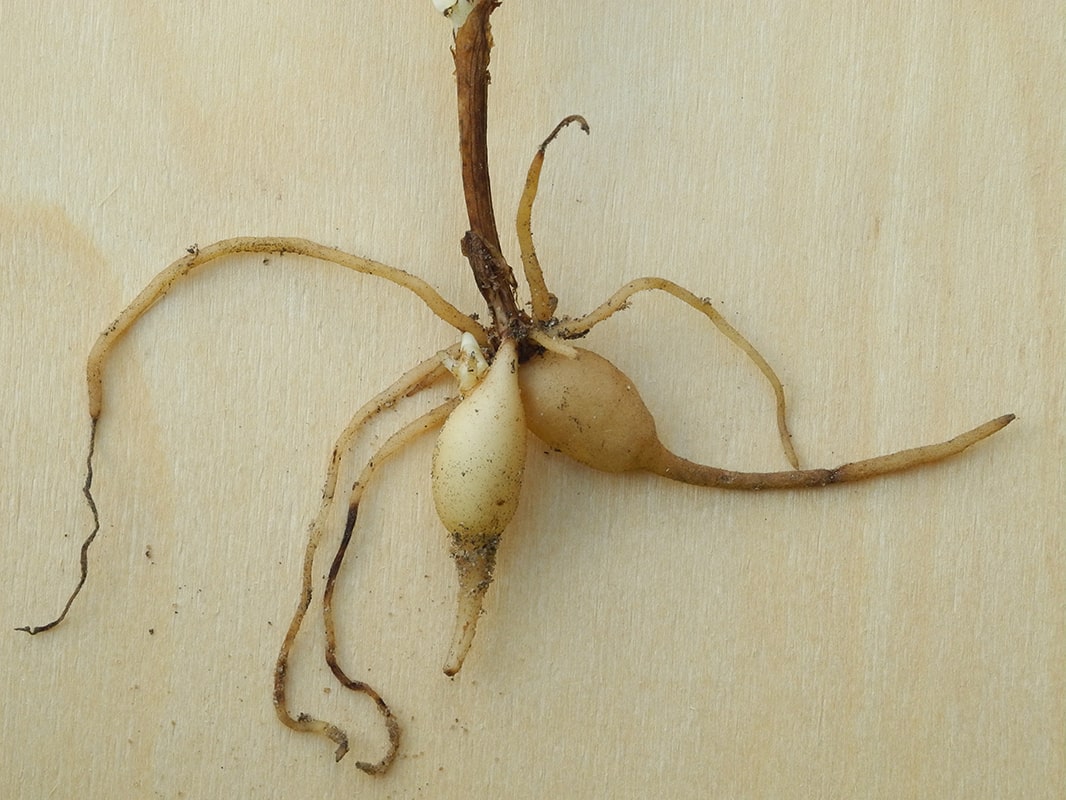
{"left": 432, "top": 336, "right": 526, "bottom": 675}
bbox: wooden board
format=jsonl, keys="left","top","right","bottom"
{"left": 3, "top": 3, "right": 1062, "bottom": 797}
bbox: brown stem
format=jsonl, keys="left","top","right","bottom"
{"left": 453, "top": 0, "right": 503, "bottom": 255}
{"left": 453, "top": 1, "right": 529, "bottom": 342}
{"left": 461, "top": 231, "right": 529, "bottom": 343}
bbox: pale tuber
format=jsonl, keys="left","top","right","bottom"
{"left": 432, "top": 335, "right": 526, "bottom": 675}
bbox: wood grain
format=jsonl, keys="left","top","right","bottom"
{"left": 3, "top": 3, "right": 1061, "bottom": 798}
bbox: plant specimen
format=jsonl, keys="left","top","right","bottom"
{"left": 19, "top": 0, "right": 1013, "bottom": 776}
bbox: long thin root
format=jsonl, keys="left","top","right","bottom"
{"left": 15, "top": 421, "right": 101, "bottom": 635}
{"left": 516, "top": 115, "right": 590, "bottom": 323}
{"left": 20, "top": 236, "right": 482, "bottom": 636}
{"left": 273, "top": 351, "right": 454, "bottom": 771}
{"left": 320, "top": 399, "right": 457, "bottom": 775}
{"left": 560, "top": 277, "right": 800, "bottom": 468}
{"left": 649, "top": 414, "right": 1014, "bottom": 490}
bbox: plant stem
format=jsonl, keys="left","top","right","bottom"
{"left": 452, "top": 1, "right": 528, "bottom": 342}
{"left": 453, "top": 1, "right": 502, "bottom": 255}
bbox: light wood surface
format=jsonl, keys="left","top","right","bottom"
{"left": 3, "top": 3, "right": 1062, "bottom": 798}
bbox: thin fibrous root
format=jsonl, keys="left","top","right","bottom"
{"left": 17, "top": 236, "right": 481, "bottom": 637}
{"left": 273, "top": 351, "right": 455, "bottom": 770}
{"left": 14, "top": 421, "right": 100, "bottom": 635}
{"left": 321, "top": 400, "right": 458, "bottom": 775}
{"left": 559, "top": 277, "right": 801, "bottom": 469}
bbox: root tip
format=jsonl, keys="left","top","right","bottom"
{"left": 983, "top": 413, "right": 1016, "bottom": 436}
{"left": 15, "top": 623, "right": 50, "bottom": 636}
{"left": 334, "top": 741, "right": 349, "bottom": 762}
{"left": 356, "top": 759, "right": 389, "bottom": 776}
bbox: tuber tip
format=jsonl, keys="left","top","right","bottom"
{"left": 443, "top": 533, "right": 500, "bottom": 676}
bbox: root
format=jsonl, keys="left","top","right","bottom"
{"left": 517, "top": 115, "right": 590, "bottom": 323}
{"left": 560, "top": 277, "right": 800, "bottom": 469}
{"left": 273, "top": 351, "right": 454, "bottom": 770}
{"left": 648, "top": 414, "right": 1014, "bottom": 490}
{"left": 15, "top": 421, "right": 100, "bottom": 635}
{"left": 87, "top": 236, "right": 483, "bottom": 422}
{"left": 320, "top": 400, "right": 457, "bottom": 774}
{"left": 19, "top": 236, "right": 484, "bottom": 637}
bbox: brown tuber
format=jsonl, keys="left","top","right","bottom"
{"left": 520, "top": 347, "right": 1014, "bottom": 490}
